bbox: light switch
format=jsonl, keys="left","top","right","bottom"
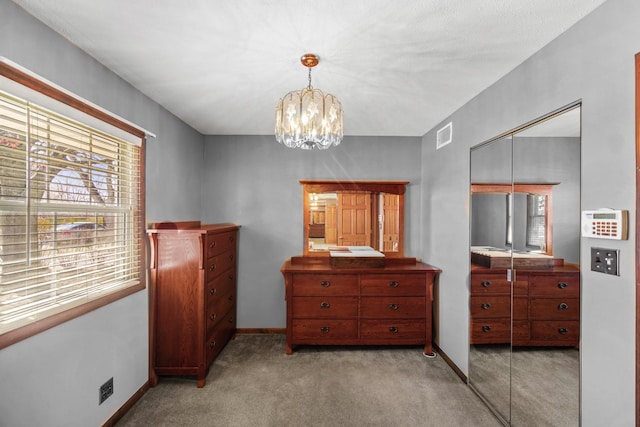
{"left": 590, "top": 247, "right": 620, "bottom": 276}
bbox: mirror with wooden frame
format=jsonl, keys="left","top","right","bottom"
{"left": 301, "top": 180, "right": 408, "bottom": 257}
{"left": 470, "top": 183, "right": 555, "bottom": 257}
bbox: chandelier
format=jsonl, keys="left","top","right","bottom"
{"left": 275, "top": 54, "right": 343, "bottom": 150}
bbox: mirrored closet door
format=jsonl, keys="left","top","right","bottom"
{"left": 469, "top": 105, "right": 581, "bottom": 426}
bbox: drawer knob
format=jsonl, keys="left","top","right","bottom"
{"left": 228, "top": 294, "right": 234, "bottom": 301}
{"left": 209, "top": 288, "right": 216, "bottom": 295}
{"left": 388, "top": 303, "right": 399, "bottom": 310}
{"left": 558, "top": 327, "right": 568, "bottom": 335}
{"left": 389, "top": 326, "right": 398, "bottom": 333}
{"left": 320, "top": 280, "right": 331, "bottom": 288}
{"left": 209, "top": 241, "right": 216, "bottom": 248}
{"left": 558, "top": 303, "right": 569, "bottom": 311}
{"left": 210, "top": 340, "right": 216, "bottom": 348}
{"left": 389, "top": 281, "right": 399, "bottom": 288}
{"left": 320, "top": 326, "right": 330, "bottom": 333}
{"left": 481, "top": 281, "right": 491, "bottom": 287}
{"left": 228, "top": 274, "right": 234, "bottom": 281}
{"left": 210, "top": 313, "right": 216, "bottom": 321}
{"left": 320, "top": 301, "right": 331, "bottom": 309}
{"left": 558, "top": 282, "right": 568, "bottom": 289}
{"left": 209, "top": 263, "right": 216, "bottom": 271}
{"left": 482, "top": 325, "right": 491, "bottom": 332}
{"left": 228, "top": 316, "right": 234, "bottom": 323}
{"left": 481, "top": 303, "right": 491, "bottom": 310}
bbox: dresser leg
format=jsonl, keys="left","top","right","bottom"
{"left": 197, "top": 378, "right": 206, "bottom": 388}
{"left": 423, "top": 343, "right": 436, "bottom": 358}
{"left": 285, "top": 342, "right": 293, "bottom": 355}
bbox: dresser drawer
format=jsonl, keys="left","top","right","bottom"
{"left": 205, "top": 250, "right": 236, "bottom": 279}
{"left": 530, "top": 321, "right": 579, "bottom": 342}
{"left": 206, "top": 268, "right": 235, "bottom": 297}
{"left": 360, "top": 320, "right": 425, "bottom": 340}
{"left": 206, "top": 231, "right": 237, "bottom": 259}
{"left": 360, "top": 296, "right": 425, "bottom": 319}
{"left": 530, "top": 275, "right": 580, "bottom": 297}
{"left": 292, "top": 296, "right": 358, "bottom": 318}
{"left": 292, "top": 274, "right": 358, "bottom": 296}
{"left": 360, "top": 274, "right": 425, "bottom": 296}
{"left": 206, "top": 288, "right": 235, "bottom": 337}
{"left": 470, "top": 296, "right": 510, "bottom": 318}
{"left": 470, "top": 273, "right": 510, "bottom": 294}
{"left": 530, "top": 298, "right": 579, "bottom": 320}
{"left": 205, "top": 308, "right": 236, "bottom": 366}
{"left": 470, "top": 319, "right": 510, "bottom": 344}
{"left": 292, "top": 319, "right": 358, "bottom": 340}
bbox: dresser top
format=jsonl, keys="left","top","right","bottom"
{"left": 281, "top": 257, "right": 441, "bottom": 274}
{"left": 147, "top": 221, "right": 239, "bottom": 234}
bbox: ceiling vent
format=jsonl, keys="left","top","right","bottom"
{"left": 436, "top": 122, "right": 453, "bottom": 150}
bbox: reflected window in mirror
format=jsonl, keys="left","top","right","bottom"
{"left": 301, "top": 180, "right": 408, "bottom": 257}
{"left": 526, "top": 193, "right": 546, "bottom": 251}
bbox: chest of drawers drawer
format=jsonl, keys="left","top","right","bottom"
{"left": 292, "top": 296, "right": 358, "bottom": 318}
{"left": 205, "top": 250, "right": 236, "bottom": 278}
{"left": 206, "top": 230, "right": 237, "bottom": 259}
{"left": 360, "top": 274, "right": 425, "bottom": 296}
{"left": 471, "top": 274, "right": 511, "bottom": 294}
{"left": 360, "top": 296, "right": 425, "bottom": 319}
{"left": 292, "top": 274, "right": 358, "bottom": 296}
{"left": 530, "top": 298, "right": 579, "bottom": 320}
{"left": 206, "top": 308, "right": 236, "bottom": 366}
{"left": 530, "top": 275, "right": 579, "bottom": 297}
{"left": 206, "top": 268, "right": 235, "bottom": 296}
{"left": 206, "top": 287, "right": 235, "bottom": 337}
{"left": 360, "top": 319, "right": 425, "bottom": 340}
{"left": 292, "top": 319, "right": 358, "bottom": 340}
{"left": 470, "top": 318, "right": 511, "bottom": 343}
{"left": 470, "top": 295, "right": 510, "bottom": 318}
{"left": 530, "top": 321, "right": 579, "bottom": 342}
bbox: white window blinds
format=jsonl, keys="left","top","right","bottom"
{"left": 0, "top": 90, "right": 143, "bottom": 334}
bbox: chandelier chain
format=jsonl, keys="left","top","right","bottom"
{"left": 307, "top": 67, "right": 312, "bottom": 90}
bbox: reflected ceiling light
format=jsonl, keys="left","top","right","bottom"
{"left": 275, "top": 54, "right": 343, "bottom": 150}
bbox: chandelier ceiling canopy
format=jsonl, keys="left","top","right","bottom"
{"left": 275, "top": 54, "right": 343, "bottom": 150}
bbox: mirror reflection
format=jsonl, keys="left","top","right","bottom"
{"left": 469, "top": 106, "right": 581, "bottom": 426}
{"left": 301, "top": 180, "right": 407, "bottom": 256}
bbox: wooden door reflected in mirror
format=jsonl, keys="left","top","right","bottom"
{"left": 301, "top": 180, "right": 407, "bottom": 257}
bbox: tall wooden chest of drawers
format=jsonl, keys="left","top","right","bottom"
{"left": 148, "top": 221, "right": 239, "bottom": 387}
{"left": 281, "top": 257, "right": 441, "bottom": 355}
{"left": 470, "top": 263, "right": 580, "bottom": 347}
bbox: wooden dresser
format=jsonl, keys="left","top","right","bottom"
{"left": 470, "top": 262, "right": 580, "bottom": 346}
{"left": 148, "top": 221, "right": 239, "bottom": 387}
{"left": 281, "top": 257, "right": 441, "bottom": 355}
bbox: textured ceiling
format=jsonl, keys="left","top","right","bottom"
{"left": 11, "top": 0, "right": 606, "bottom": 137}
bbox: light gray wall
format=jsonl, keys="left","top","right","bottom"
{"left": 202, "top": 135, "right": 422, "bottom": 328}
{"left": 0, "top": 1, "right": 203, "bottom": 426}
{"left": 421, "top": 0, "right": 638, "bottom": 425}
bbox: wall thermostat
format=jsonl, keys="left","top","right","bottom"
{"left": 581, "top": 209, "right": 628, "bottom": 240}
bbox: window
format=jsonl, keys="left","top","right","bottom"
{"left": 526, "top": 193, "right": 546, "bottom": 251}
{"left": 0, "top": 63, "right": 145, "bottom": 347}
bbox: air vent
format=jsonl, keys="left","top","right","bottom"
{"left": 436, "top": 122, "right": 453, "bottom": 150}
